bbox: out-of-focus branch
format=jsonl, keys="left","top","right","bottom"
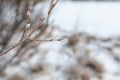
{"left": 0, "top": 37, "right": 64, "bottom": 57}
{"left": 48, "top": 0, "right": 59, "bottom": 15}
{"left": 28, "top": 18, "right": 45, "bottom": 37}
{"left": 0, "top": 0, "right": 59, "bottom": 57}
{"left": 19, "top": 8, "right": 32, "bottom": 41}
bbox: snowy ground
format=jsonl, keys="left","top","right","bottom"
{"left": 34, "top": 1, "right": 120, "bottom": 80}
{"left": 1, "top": 1, "right": 120, "bottom": 80}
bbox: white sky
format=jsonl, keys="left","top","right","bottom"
{"left": 49, "top": 2, "right": 120, "bottom": 38}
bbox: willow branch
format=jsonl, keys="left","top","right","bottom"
{"left": 19, "top": 8, "right": 32, "bottom": 41}
{"left": 48, "top": 0, "right": 59, "bottom": 15}
{"left": 0, "top": 0, "right": 59, "bottom": 57}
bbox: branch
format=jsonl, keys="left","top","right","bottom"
{"left": 0, "top": 39, "right": 27, "bottom": 56}
{"left": 0, "top": 37, "right": 64, "bottom": 57}
{"left": 0, "top": 0, "right": 60, "bottom": 57}
{"left": 48, "top": 0, "right": 59, "bottom": 15}
{"left": 28, "top": 18, "right": 45, "bottom": 37}
{"left": 19, "top": 8, "right": 32, "bottom": 41}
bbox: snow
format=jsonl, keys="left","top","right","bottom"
{"left": 2, "top": 1, "right": 120, "bottom": 80}
{"left": 95, "top": 51, "right": 120, "bottom": 73}
{"left": 45, "top": 50, "right": 76, "bottom": 68}
{"left": 49, "top": 2, "right": 120, "bottom": 80}
{"left": 31, "top": 2, "right": 120, "bottom": 79}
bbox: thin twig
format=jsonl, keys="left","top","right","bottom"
{"left": 0, "top": 39, "right": 28, "bottom": 57}
{"left": 48, "top": 0, "right": 59, "bottom": 15}
{"left": 0, "top": 0, "right": 60, "bottom": 57}
{"left": 29, "top": 18, "right": 45, "bottom": 37}
{"left": 31, "top": 38, "right": 64, "bottom": 42}
{"left": 0, "top": 37, "right": 64, "bottom": 57}
{"left": 20, "top": 8, "right": 32, "bottom": 41}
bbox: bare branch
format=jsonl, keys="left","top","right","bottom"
{"left": 48, "top": 0, "right": 59, "bottom": 15}
{"left": 29, "top": 18, "right": 45, "bottom": 37}
{"left": 0, "top": 39, "right": 27, "bottom": 57}
{"left": 19, "top": 8, "right": 32, "bottom": 41}
{"left": 0, "top": 0, "right": 60, "bottom": 57}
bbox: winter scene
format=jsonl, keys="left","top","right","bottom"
{"left": 0, "top": 0, "right": 120, "bottom": 80}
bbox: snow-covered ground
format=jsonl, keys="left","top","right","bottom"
{"left": 1, "top": 1, "right": 120, "bottom": 80}
{"left": 34, "top": 2, "right": 120, "bottom": 80}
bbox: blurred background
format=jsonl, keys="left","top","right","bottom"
{"left": 0, "top": 0, "right": 120, "bottom": 80}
